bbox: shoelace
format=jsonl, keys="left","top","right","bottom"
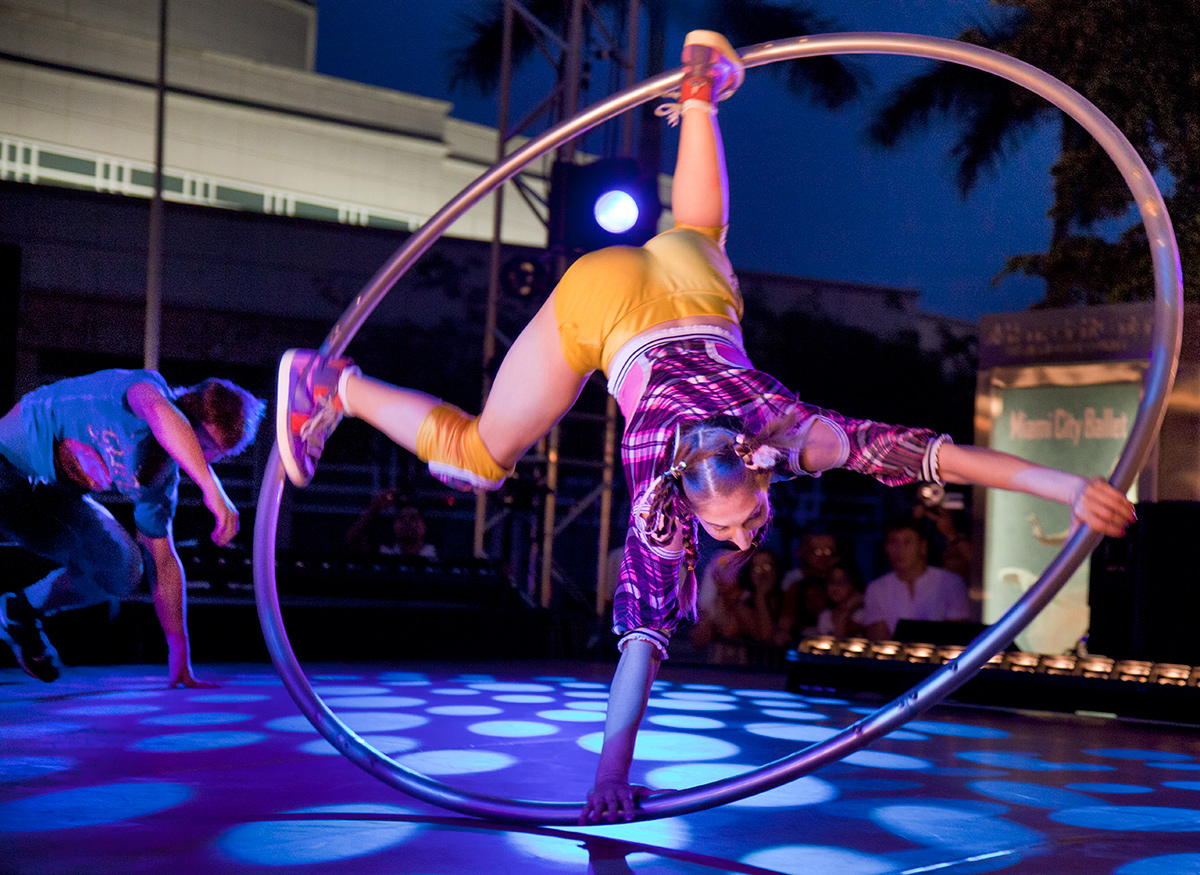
{"left": 299, "top": 393, "right": 342, "bottom": 446}
{"left": 654, "top": 96, "right": 718, "bottom": 127}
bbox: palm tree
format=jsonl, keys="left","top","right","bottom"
{"left": 445, "top": 0, "right": 868, "bottom": 177}
{"left": 867, "top": 0, "right": 1200, "bottom": 306}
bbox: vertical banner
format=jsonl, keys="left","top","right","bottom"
{"left": 984, "top": 381, "right": 1141, "bottom": 654}
{"left": 978, "top": 303, "right": 1154, "bottom": 656}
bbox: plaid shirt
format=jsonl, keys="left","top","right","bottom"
{"left": 612, "top": 336, "right": 947, "bottom": 656}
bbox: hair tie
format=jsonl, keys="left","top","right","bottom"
{"left": 734, "top": 434, "right": 779, "bottom": 471}
{"left": 669, "top": 459, "right": 687, "bottom": 479}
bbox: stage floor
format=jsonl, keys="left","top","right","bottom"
{"left": 3, "top": 660, "right": 1200, "bottom": 875}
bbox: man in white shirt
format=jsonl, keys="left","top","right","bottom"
{"left": 862, "top": 517, "right": 970, "bottom": 640}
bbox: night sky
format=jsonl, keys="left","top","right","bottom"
{"left": 313, "top": 0, "right": 1062, "bottom": 323}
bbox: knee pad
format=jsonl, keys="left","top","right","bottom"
{"left": 415, "top": 403, "right": 511, "bottom": 492}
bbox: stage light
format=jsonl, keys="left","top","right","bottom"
{"left": 1114, "top": 660, "right": 1152, "bottom": 683}
{"left": 1150, "top": 664, "right": 1190, "bottom": 686}
{"left": 549, "top": 157, "right": 660, "bottom": 253}
{"left": 1005, "top": 652, "right": 1040, "bottom": 673}
{"left": 593, "top": 189, "right": 639, "bottom": 234}
{"left": 1076, "top": 656, "right": 1115, "bottom": 679}
{"left": 1039, "top": 655, "right": 1077, "bottom": 676}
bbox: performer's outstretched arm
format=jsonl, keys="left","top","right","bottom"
{"left": 580, "top": 638, "right": 661, "bottom": 824}
{"left": 937, "top": 443, "right": 1134, "bottom": 538}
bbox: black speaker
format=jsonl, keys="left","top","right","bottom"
{"left": 1089, "top": 501, "right": 1200, "bottom": 665}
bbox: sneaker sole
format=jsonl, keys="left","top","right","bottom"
{"left": 0, "top": 622, "right": 61, "bottom": 683}
{"left": 276, "top": 348, "right": 313, "bottom": 488}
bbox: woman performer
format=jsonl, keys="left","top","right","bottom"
{"left": 276, "top": 31, "right": 1135, "bottom": 824}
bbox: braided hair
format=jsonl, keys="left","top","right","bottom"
{"left": 641, "top": 411, "right": 804, "bottom": 619}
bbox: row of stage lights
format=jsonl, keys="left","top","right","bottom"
{"left": 796, "top": 636, "right": 1200, "bottom": 688}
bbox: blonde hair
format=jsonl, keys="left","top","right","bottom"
{"left": 642, "top": 411, "right": 804, "bottom": 618}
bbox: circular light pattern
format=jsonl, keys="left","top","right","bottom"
{"left": 141, "top": 711, "right": 253, "bottom": 726}
{"left": 564, "top": 700, "right": 608, "bottom": 711}
{"left": 217, "top": 805, "right": 421, "bottom": 865}
{"left": 1086, "top": 749, "right": 1195, "bottom": 762}
{"left": 564, "top": 691, "right": 610, "bottom": 699}
{"left": 745, "top": 723, "right": 839, "bottom": 743}
{"left": 268, "top": 712, "right": 428, "bottom": 734}
{"left": 468, "top": 720, "right": 559, "bottom": 738}
{"left": 799, "top": 696, "right": 851, "bottom": 706}
{"left": 557, "top": 681, "right": 607, "bottom": 690}
{"left": 904, "top": 720, "right": 1010, "bottom": 739}
{"left": 577, "top": 730, "right": 739, "bottom": 762}
{"left": 88, "top": 690, "right": 167, "bottom": 699}
{"left": 829, "top": 779, "right": 924, "bottom": 793}
{"left": 493, "top": 694, "right": 554, "bottom": 704}
{"left": 842, "top": 751, "right": 934, "bottom": 771}
{"left": 660, "top": 691, "right": 738, "bottom": 703}
{"left": 1116, "top": 854, "right": 1200, "bottom": 874}
{"left": 1068, "top": 783, "right": 1155, "bottom": 794}
{"left": 323, "top": 696, "right": 427, "bottom": 709}
{"left": 298, "top": 734, "right": 421, "bottom": 757}
{"left": 395, "top": 749, "right": 517, "bottom": 775}
{"left": 0, "top": 756, "right": 74, "bottom": 783}
{"left": 378, "top": 672, "right": 429, "bottom": 685}
{"left": 1146, "top": 763, "right": 1200, "bottom": 772}
{"left": 0, "top": 782, "right": 192, "bottom": 831}
{"left": 308, "top": 685, "right": 390, "bottom": 697}
{"left": 0, "top": 721, "right": 88, "bottom": 739}
{"left": 429, "top": 688, "right": 480, "bottom": 697}
{"left": 648, "top": 714, "right": 726, "bottom": 730}
{"left": 1050, "top": 806, "right": 1200, "bottom": 832}
{"left": 760, "top": 709, "right": 829, "bottom": 722}
{"left": 957, "top": 751, "right": 1114, "bottom": 772}
{"left": 681, "top": 684, "right": 725, "bottom": 691}
{"left": 56, "top": 703, "right": 162, "bottom": 716}
{"left": 536, "top": 709, "right": 607, "bottom": 722}
{"left": 189, "top": 693, "right": 270, "bottom": 703}
{"left": 468, "top": 683, "right": 555, "bottom": 693}
{"left": 130, "top": 731, "right": 269, "bottom": 752}
{"left": 510, "top": 816, "right": 691, "bottom": 865}
{"left": 741, "top": 845, "right": 894, "bottom": 875}
{"left": 731, "top": 688, "right": 795, "bottom": 698}
{"left": 426, "top": 705, "right": 503, "bottom": 717}
{"left": 1164, "top": 782, "right": 1200, "bottom": 792}
{"left": 969, "top": 780, "right": 1100, "bottom": 809}
{"left": 646, "top": 697, "right": 737, "bottom": 712}
{"left": 646, "top": 763, "right": 839, "bottom": 809}
{"left": 752, "top": 699, "right": 810, "bottom": 709}
{"left": 872, "top": 802, "right": 1044, "bottom": 852}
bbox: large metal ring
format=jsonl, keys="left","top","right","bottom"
{"left": 254, "top": 32, "right": 1183, "bottom": 824}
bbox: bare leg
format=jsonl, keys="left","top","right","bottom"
{"left": 670, "top": 31, "right": 740, "bottom": 230}
{"left": 340, "top": 291, "right": 589, "bottom": 470}
{"left": 670, "top": 95, "right": 728, "bottom": 229}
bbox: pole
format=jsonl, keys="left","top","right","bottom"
{"left": 143, "top": 0, "right": 168, "bottom": 371}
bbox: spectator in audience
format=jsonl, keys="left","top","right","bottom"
{"left": 815, "top": 563, "right": 867, "bottom": 639}
{"left": 862, "top": 516, "right": 970, "bottom": 640}
{"left": 913, "top": 499, "right": 972, "bottom": 581}
{"left": 347, "top": 489, "right": 438, "bottom": 559}
{"left": 690, "top": 548, "right": 788, "bottom": 662}
{"left": 780, "top": 532, "right": 840, "bottom": 639}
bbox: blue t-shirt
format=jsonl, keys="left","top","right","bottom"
{"left": 0, "top": 369, "right": 179, "bottom": 538}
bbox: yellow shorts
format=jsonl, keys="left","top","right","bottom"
{"left": 553, "top": 225, "right": 743, "bottom": 376}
